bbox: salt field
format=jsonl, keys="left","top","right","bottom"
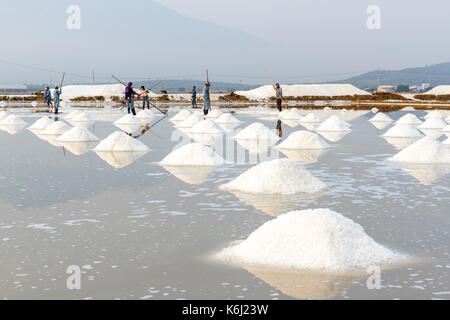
{"left": 0, "top": 106, "right": 448, "bottom": 300}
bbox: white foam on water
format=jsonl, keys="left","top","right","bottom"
{"left": 216, "top": 208, "right": 404, "bottom": 272}
{"left": 389, "top": 137, "right": 450, "bottom": 163}
{"left": 277, "top": 131, "right": 330, "bottom": 150}
{"left": 382, "top": 124, "right": 424, "bottom": 138}
{"left": 220, "top": 158, "right": 326, "bottom": 195}
{"left": 396, "top": 113, "right": 423, "bottom": 126}
{"left": 114, "top": 114, "right": 141, "bottom": 125}
{"left": 160, "top": 143, "right": 225, "bottom": 166}
{"left": 176, "top": 112, "right": 204, "bottom": 128}
{"left": 418, "top": 117, "right": 448, "bottom": 129}
{"left": 187, "top": 119, "right": 224, "bottom": 134}
{"left": 28, "top": 117, "right": 54, "bottom": 130}
{"left": 316, "top": 115, "right": 351, "bottom": 132}
{"left": 94, "top": 131, "right": 149, "bottom": 152}
{"left": 215, "top": 113, "right": 241, "bottom": 124}
{"left": 170, "top": 109, "right": 192, "bottom": 122}
{"left": 234, "top": 122, "right": 280, "bottom": 141}
{"left": 370, "top": 112, "right": 393, "bottom": 123}
{"left": 299, "top": 113, "right": 322, "bottom": 123}
{"left": 41, "top": 121, "right": 70, "bottom": 135}
{"left": 56, "top": 125, "right": 100, "bottom": 142}
{"left": 0, "top": 114, "right": 27, "bottom": 126}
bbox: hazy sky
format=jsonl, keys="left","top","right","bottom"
{"left": 1, "top": 0, "right": 449, "bottom": 85}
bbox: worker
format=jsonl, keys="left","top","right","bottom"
{"left": 53, "top": 86, "right": 62, "bottom": 114}
{"left": 125, "top": 82, "right": 140, "bottom": 115}
{"left": 141, "top": 86, "right": 150, "bottom": 110}
{"left": 203, "top": 82, "right": 211, "bottom": 116}
{"left": 275, "top": 83, "right": 283, "bottom": 112}
{"left": 44, "top": 87, "right": 53, "bottom": 108}
{"left": 191, "top": 86, "right": 198, "bottom": 108}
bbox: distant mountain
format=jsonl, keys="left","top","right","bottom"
{"left": 334, "top": 63, "right": 450, "bottom": 90}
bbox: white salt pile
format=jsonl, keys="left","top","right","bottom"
{"left": 299, "top": 113, "right": 322, "bottom": 123}
{"left": 56, "top": 125, "right": 100, "bottom": 142}
{"left": 389, "top": 137, "right": 450, "bottom": 163}
{"left": 234, "top": 123, "right": 280, "bottom": 141}
{"left": 41, "top": 121, "right": 71, "bottom": 135}
{"left": 277, "top": 131, "right": 330, "bottom": 150}
{"left": 160, "top": 143, "right": 225, "bottom": 166}
{"left": 64, "top": 110, "right": 83, "bottom": 120}
{"left": 281, "top": 109, "right": 303, "bottom": 120}
{"left": 446, "top": 115, "right": 450, "bottom": 122}
{"left": 423, "top": 85, "right": 450, "bottom": 95}
{"left": 371, "top": 107, "right": 379, "bottom": 114}
{"left": 94, "top": 131, "right": 149, "bottom": 152}
{"left": 170, "top": 109, "right": 192, "bottom": 122}
{"left": 188, "top": 119, "right": 224, "bottom": 134}
{"left": 424, "top": 110, "right": 444, "bottom": 119}
{"left": 443, "top": 137, "right": 450, "bottom": 145}
{"left": 136, "top": 110, "right": 155, "bottom": 120}
{"left": 114, "top": 114, "right": 141, "bottom": 125}
{"left": 215, "top": 113, "right": 241, "bottom": 124}
{"left": 0, "top": 114, "right": 27, "bottom": 126}
{"left": 418, "top": 117, "right": 448, "bottom": 129}
{"left": 0, "top": 111, "right": 8, "bottom": 121}
{"left": 28, "top": 117, "right": 54, "bottom": 130}
{"left": 442, "top": 124, "right": 450, "bottom": 132}
{"left": 206, "top": 109, "right": 223, "bottom": 119}
{"left": 382, "top": 124, "right": 423, "bottom": 138}
{"left": 369, "top": 112, "right": 393, "bottom": 123}
{"left": 316, "top": 115, "right": 351, "bottom": 132}
{"left": 217, "top": 209, "right": 402, "bottom": 272}
{"left": 220, "top": 158, "right": 326, "bottom": 195}
{"left": 73, "top": 112, "right": 95, "bottom": 122}
{"left": 176, "top": 112, "right": 204, "bottom": 128}
{"left": 396, "top": 113, "right": 423, "bottom": 125}
{"left": 323, "top": 107, "right": 332, "bottom": 112}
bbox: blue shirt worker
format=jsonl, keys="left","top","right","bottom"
{"left": 44, "top": 87, "right": 53, "bottom": 107}
{"left": 275, "top": 83, "right": 283, "bottom": 112}
{"left": 53, "top": 86, "right": 62, "bottom": 114}
{"left": 191, "top": 86, "right": 197, "bottom": 108}
{"left": 203, "top": 82, "right": 211, "bottom": 116}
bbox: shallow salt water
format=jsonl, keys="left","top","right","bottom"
{"left": 0, "top": 108, "right": 448, "bottom": 300}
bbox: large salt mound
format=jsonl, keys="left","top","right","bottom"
{"left": 234, "top": 122, "right": 280, "bottom": 141}
{"left": 56, "top": 125, "right": 100, "bottom": 142}
{"left": 0, "top": 111, "right": 8, "bottom": 121}
{"left": 277, "top": 131, "right": 330, "bottom": 150}
{"left": 235, "top": 84, "right": 370, "bottom": 100}
{"left": 41, "top": 121, "right": 70, "bottom": 135}
{"left": 160, "top": 143, "right": 225, "bottom": 166}
{"left": 94, "top": 131, "right": 149, "bottom": 152}
{"left": 72, "top": 112, "right": 95, "bottom": 123}
{"left": 170, "top": 109, "right": 192, "bottom": 122}
{"left": 281, "top": 109, "right": 303, "bottom": 120}
{"left": 382, "top": 124, "right": 423, "bottom": 138}
{"left": 188, "top": 119, "right": 224, "bottom": 134}
{"left": 316, "top": 115, "right": 351, "bottom": 132}
{"left": 299, "top": 113, "right": 322, "bottom": 123}
{"left": 0, "top": 115, "right": 27, "bottom": 126}
{"left": 176, "top": 112, "right": 204, "bottom": 128}
{"left": 389, "top": 137, "right": 450, "bottom": 163}
{"left": 369, "top": 112, "right": 393, "bottom": 122}
{"left": 114, "top": 114, "right": 141, "bottom": 125}
{"left": 28, "top": 117, "right": 54, "bottom": 130}
{"left": 418, "top": 117, "right": 447, "bottom": 129}
{"left": 215, "top": 113, "right": 241, "bottom": 124}
{"left": 136, "top": 110, "right": 155, "bottom": 121}
{"left": 64, "top": 110, "right": 83, "bottom": 120}
{"left": 396, "top": 113, "right": 423, "bottom": 125}
{"left": 206, "top": 109, "right": 223, "bottom": 119}
{"left": 423, "top": 85, "right": 450, "bottom": 96}
{"left": 220, "top": 158, "right": 326, "bottom": 195}
{"left": 425, "top": 110, "right": 444, "bottom": 119}
{"left": 216, "top": 208, "right": 401, "bottom": 272}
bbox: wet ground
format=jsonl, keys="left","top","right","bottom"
{"left": 0, "top": 107, "right": 448, "bottom": 300}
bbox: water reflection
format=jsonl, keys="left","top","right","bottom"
{"left": 236, "top": 139, "right": 276, "bottom": 154}
{"left": 162, "top": 165, "right": 214, "bottom": 185}
{"left": 317, "top": 131, "right": 349, "bottom": 143}
{"left": 278, "top": 148, "right": 328, "bottom": 165}
{"left": 400, "top": 163, "right": 450, "bottom": 185}
{"left": 94, "top": 151, "right": 148, "bottom": 168}
{"left": 0, "top": 123, "right": 27, "bottom": 135}
{"left": 59, "top": 141, "right": 99, "bottom": 156}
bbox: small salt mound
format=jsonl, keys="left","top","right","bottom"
{"left": 72, "top": 112, "right": 95, "bottom": 123}
{"left": 389, "top": 137, "right": 450, "bottom": 163}
{"left": 382, "top": 124, "right": 423, "bottom": 138}
{"left": 371, "top": 107, "right": 379, "bottom": 114}
{"left": 114, "top": 114, "right": 141, "bottom": 125}
{"left": 281, "top": 109, "right": 303, "bottom": 120}
{"left": 215, "top": 113, "right": 241, "bottom": 124}
{"left": 41, "top": 121, "right": 71, "bottom": 135}
{"left": 396, "top": 113, "right": 423, "bottom": 125}
{"left": 0, "top": 111, "right": 8, "bottom": 121}
{"left": 323, "top": 107, "right": 332, "bottom": 112}
{"left": 136, "top": 110, "right": 155, "bottom": 120}
{"left": 220, "top": 158, "right": 326, "bottom": 195}
{"left": 64, "top": 110, "right": 82, "bottom": 120}
{"left": 277, "top": 131, "right": 330, "bottom": 150}
{"left": 176, "top": 112, "right": 204, "bottom": 128}
{"left": 206, "top": 109, "right": 223, "bottom": 119}
{"left": 170, "top": 109, "right": 192, "bottom": 122}
{"left": 316, "top": 115, "right": 351, "bottom": 132}
{"left": 425, "top": 110, "right": 444, "bottom": 119}
{"left": 56, "top": 125, "right": 100, "bottom": 142}
{"left": 28, "top": 117, "right": 54, "bottom": 130}
{"left": 443, "top": 137, "right": 450, "bottom": 145}
{"left": 94, "top": 131, "right": 149, "bottom": 152}
{"left": 216, "top": 209, "right": 402, "bottom": 272}
{"left": 442, "top": 125, "right": 450, "bottom": 132}
{"left": 299, "top": 113, "right": 322, "bottom": 123}
{"left": 369, "top": 112, "right": 393, "bottom": 122}
{"left": 188, "top": 119, "right": 224, "bottom": 134}
{"left": 160, "top": 143, "right": 225, "bottom": 166}
{"left": 418, "top": 117, "right": 447, "bottom": 129}
{"left": 0, "top": 114, "right": 27, "bottom": 126}
{"left": 234, "top": 122, "right": 280, "bottom": 141}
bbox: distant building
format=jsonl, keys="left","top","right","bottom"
{"left": 377, "top": 85, "right": 396, "bottom": 93}
{"left": 409, "top": 83, "right": 431, "bottom": 93}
